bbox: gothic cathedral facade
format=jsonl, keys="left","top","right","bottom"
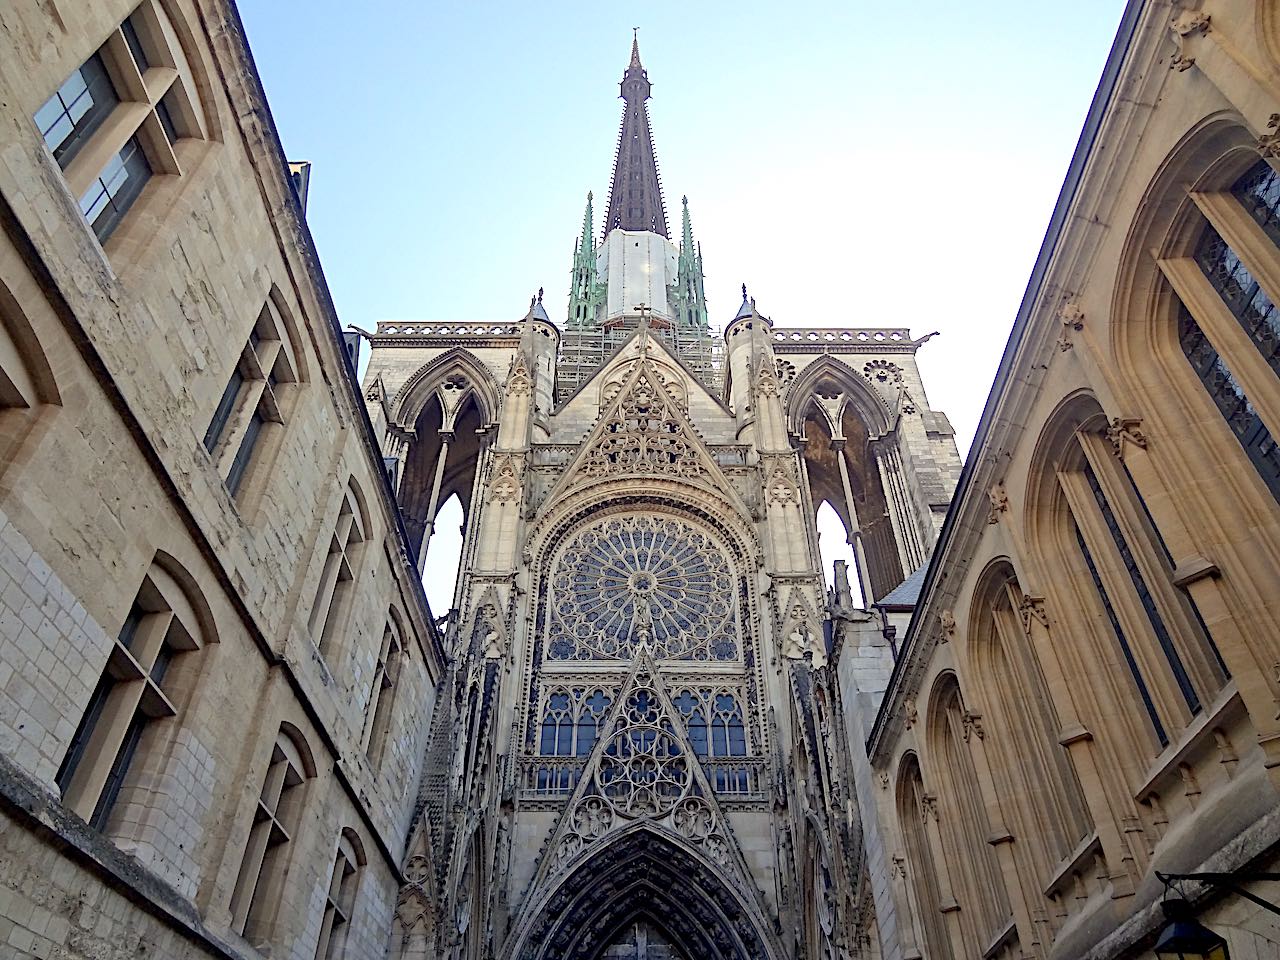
{"left": 2, "top": 2, "right": 1280, "bottom": 959}
{"left": 368, "top": 39, "right": 962, "bottom": 959}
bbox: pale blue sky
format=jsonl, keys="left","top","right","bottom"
{"left": 238, "top": 1, "right": 1127, "bottom": 610}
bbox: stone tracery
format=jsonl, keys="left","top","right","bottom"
{"left": 546, "top": 513, "right": 738, "bottom": 661}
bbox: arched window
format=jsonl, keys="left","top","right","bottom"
{"left": 970, "top": 564, "right": 1092, "bottom": 881}
{"left": 314, "top": 829, "right": 365, "bottom": 960}
{"left": 307, "top": 480, "right": 369, "bottom": 661}
{"left": 1045, "top": 408, "right": 1228, "bottom": 752}
{"left": 230, "top": 724, "right": 315, "bottom": 946}
{"left": 1169, "top": 158, "right": 1280, "bottom": 500}
{"left": 56, "top": 556, "right": 210, "bottom": 831}
{"left": 364, "top": 612, "right": 406, "bottom": 770}
{"left": 32, "top": 0, "right": 213, "bottom": 245}
{"left": 928, "top": 676, "right": 1012, "bottom": 955}
{"left": 203, "top": 288, "right": 302, "bottom": 501}
{"left": 896, "top": 754, "right": 952, "bottom": 960}
{"left": 0, "top": 263, "right": 60, "bottom": 472}
{"left": 538, "top": 687, "right": 613, "bottom": 758}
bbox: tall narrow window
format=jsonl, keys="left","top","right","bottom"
{"left": 55, "top": 564, "right": 206, "bottom": 830}
{"left": 1082, "top": 460, "right": 1200, "bottom": 713}
{"left": 1075, "top": 521, "right": 1168, "bottom": 747}
{"left": 204, "top": 295, "right": 298, "bottom": 498}
{"left": 307, "top": 482, "right": 368, "bottom": 658}
{"left": 897, "top": 755, "right": 953, "bottom": 960}
{"left": 31, "top": 2, "right": 208, "bottom": 244}
{"left": 314, "top": 832, "right": 363, "bottom": 960}
{"left": 230, "top": 727, "right": 313, "bottom": 945}
{"left": 364, "top": 619, "right": 404, "bottom": 769}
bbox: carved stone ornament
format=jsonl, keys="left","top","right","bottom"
{"left": 506, "top": 352, "right": 533, "bottom": 396}
{"left": 891, "top": 854, "right": 907, "bottom": 879}
{"left": 903, "top": 698, "right": 918, "bottom": 729}
{"left": 878, "top": 771, "right": 890, "bottom": 790}
{"left": 987, "top": 481, "right": 1009, "bottom": 524}
{"left": 938, "top": 610, "right": 956, "bottom": 643}
{"left": 921, "top": 792, "right": 939, "bottom": 823}
{"left": 1260, "top": 114, "right": 1280, "bottom": 160}
{"left": 1018, "top": 595, "right": 1049, "bottom": 633}
{"left": 578, "top": 369, "right": 707, "bottom": 482}
{"left": 1106, "top": 416, "right": 1148, "bottom": 461}
{"left": 864, "top": 359, "right": 903, "bottom": 386}
{"left": 1168, "top": 10, "right": 1209, "bottom": 71}
{"left": 523, "top": 651, "right": 757, "bottom": 912}
{"left": 766, "top": 460, "right": 799, "bottom": 506}
{"left": 961, "top": 710, "right": 985, "bottom": 743}
{"left": 1057, "top": 299, "right": 1085, "bottom": 351}
{"left": 366, "top": 379, "right": 384, "bottom": 402}
{"left": 487, "top": 453, "right": 523, "bottom": 505}
{"left": 753, "top": 355, "right": 780, "bottom": 397}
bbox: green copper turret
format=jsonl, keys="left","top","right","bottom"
{"left": 673, "top": 195, "right": 709, "bottom": 333}
{"left": 567, "top": 191, "right": 605, "bottom": 328}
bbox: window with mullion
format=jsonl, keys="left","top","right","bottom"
{"left": 1081, "top": 460, "right": 1201, "bottom": 715}
{"left": 1074, "top": 521, "right": 1168, "bottom": 748}
{"left": 1179, "top": 304, "right": 1280, "bottom": 501}
{"left": 35, "top": 54, "right": 119, "bottom": 169}
{"left": 1232, "top": 159, "right": 1280, "bottom": 248}
{"left": 1195, "top": 223, "right": 1280, "bottom": 378}
{"left": 79, "top": 136, "right": 152, "bottom": 243}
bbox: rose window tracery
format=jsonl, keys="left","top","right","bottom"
{"left": 547, "top": 513, "right": 738, "bottom": 661}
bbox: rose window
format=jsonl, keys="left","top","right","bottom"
{"left": 547, "top": 513, "right": 737, "bottom": 661}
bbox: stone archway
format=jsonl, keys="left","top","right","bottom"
{"left": 511, "top": 828, "right": 777, "bottom": 960}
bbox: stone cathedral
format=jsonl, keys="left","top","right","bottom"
{"left": 365, "top": 37, "right": 962, "bottom": 959}
{"left": 2, "top": 2, "right": 1280, "bottom": 959}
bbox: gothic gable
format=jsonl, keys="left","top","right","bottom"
{"left": 520, "top": 650, "right": 765, "bottom": 914}
{"left": 539, "top": 347, "right": 747, "bottom": 515}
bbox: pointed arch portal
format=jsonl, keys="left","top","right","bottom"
{"left": 513, "top": 827, "right": 775, "bottom": 960}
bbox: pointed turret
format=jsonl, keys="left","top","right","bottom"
{"left": 673, "top": 195, "right": 709, "bottom": 333}
{"left": 603, "top": 33, "right": 668, "bottom": 238}
{"left": 567, "top": 192, "right": 604, "bottom": 328}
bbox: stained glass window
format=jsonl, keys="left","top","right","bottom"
{"left": 547, "top": 513, "right": 738, "bottom": 660}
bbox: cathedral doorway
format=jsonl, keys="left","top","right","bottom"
{"left": 510, "top": 827, "right": 776, "bottom": 960}
{"left": 601, "top": 918, "right": 687, "bottom": 959}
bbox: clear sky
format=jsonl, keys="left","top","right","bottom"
{"left": 238, "top": 0, "right": 1128, "bottom": 612}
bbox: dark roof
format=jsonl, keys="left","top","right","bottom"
{"left": 874, "top": 565, "right": 928, "bottom": 611}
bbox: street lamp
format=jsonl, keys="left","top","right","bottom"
{"left": 1153, "top": 898, "right": 1229, "bottom": 960}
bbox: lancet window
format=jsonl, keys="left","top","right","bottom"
{"left": 538, "top": 687, "right": 613, "bottom": 757}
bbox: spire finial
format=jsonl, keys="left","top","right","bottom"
{"left": 630, "top": 28, "right": 643, "bottom": 68}
{"left": 742, "top": 283, "right": 749, "bottom": 302}
{"left": 537, "top": 287, "right": 544, "bottom": 302}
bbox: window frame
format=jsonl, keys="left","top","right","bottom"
{"left": 31, "top": 1, "right": 209, "bottom": 246}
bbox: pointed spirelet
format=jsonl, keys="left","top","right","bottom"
{"left": 680, "top": 195, "right": 695, "bottom": 255}
{"left": 580, "top": 191, "right": 595, "bottom": 252}
{"left": 733, "top": 284, "right": 755, "bottom": 321}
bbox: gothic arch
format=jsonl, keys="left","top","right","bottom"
{"left": 894, "top": 751, "right": 952, "bottom": 960}
{"left": 392, "top": 347, "right": 501, "bottom": 429}
{"left": 784, "top": 356, "right": 892, "bottom": 439}
{"left": 965, "top": 558, "right": 1092, "bottom": 885}
{"left": 786, "top": 357, "right": 905, "bottom": 600}
{"left": 1025, "top": 391, "right": 1230, "bottom": 771}
{"left": 1110, "top": 112, "right": 1280, "bottom": 521}
{"left": 392, "top": 351, "right": 496, "bottom": 568}
{"left": 505, "top": 824, "right": 781, "bottom": 960}
{"left": 923, "top": 671, "right": 1011, "bottom": 956}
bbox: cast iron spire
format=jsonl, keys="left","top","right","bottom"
{"left": 603, "top": 32, "right": 669, "bottom": 238}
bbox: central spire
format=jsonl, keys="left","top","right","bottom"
{"left": 603, "top": 33, "right": 668, "bottom": 238}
